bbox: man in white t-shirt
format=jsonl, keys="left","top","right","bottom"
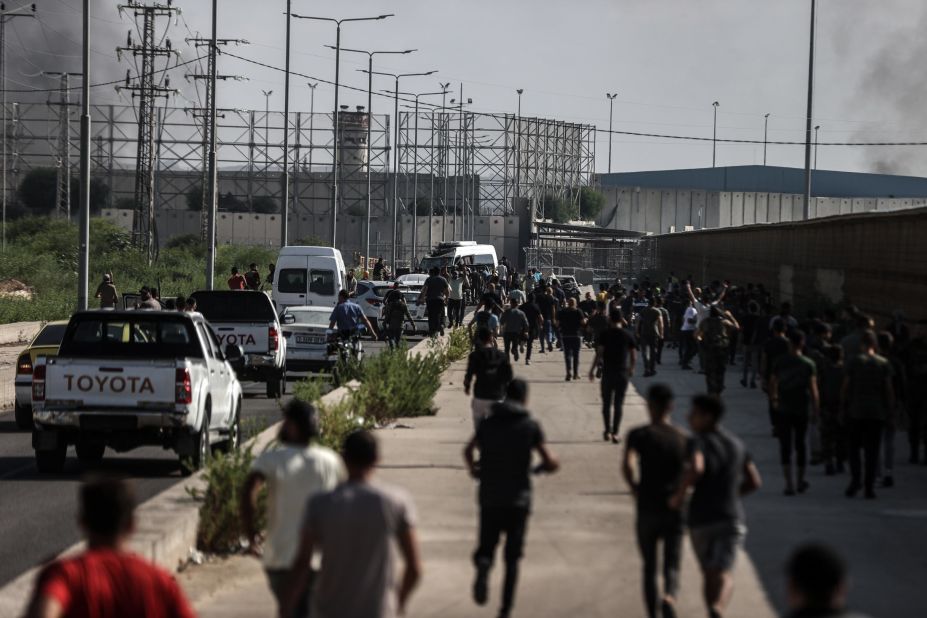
{"left": 497, "top": 260, "right": 509, "bottom": 294}
{"left": 241, "top": 400, "right": 345, "bottom": 618}
{"left": 680, "top": 299, "right": 699, "bottom": 370}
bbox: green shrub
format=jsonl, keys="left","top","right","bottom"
{"left": 187, "top": 444, "right": 265, "bottom": 553}
{"left": 352, "top": 344, "right": 445, "bottom": 421}
{"left": 444, "top": 325, "right": 471, "bottom": 364}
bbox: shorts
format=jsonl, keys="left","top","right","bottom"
{"left": 689, "top": 521, "right": 746, "bottom": 572}
{"left": 471, "top": 398, "right": 498, "bottom": 430}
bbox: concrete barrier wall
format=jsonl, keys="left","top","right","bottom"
{"left": 649, "top": 207, "right": 927, "bottom": 322}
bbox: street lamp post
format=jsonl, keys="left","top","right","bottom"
{"left": 606, "top": 93, "right": 617, "bottom": 174}
{"left": 712, "top": 101, "right": 720, "bottom": 168}
{"left": 396, "top": 89, "right": 445, "bottom": 266}
{"left": 340, "top": 48, "right": 413, "bottom": 266}
{"left": 261, "top": 89, "right": 273, "bottom": 175}
{"left": 763, "top": 113, "right": 770, "bottom": 166}
{"left": 814, "top": 125, "right": 820, "bottom": 171}
{"left": 292, "top": 13, "right": 394, "bottom": 249}
{"left": 802, "top": 0, "right": 817, "bottom": 220}
{"left": 77, "top": 0, "right": 89, "bottom": 308}
{"left": 364, "top": 69, "right": 437, "bottom": 269}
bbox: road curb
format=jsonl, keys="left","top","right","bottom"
{"left": 0, "top": 385, "right": 353, "bottom": 617}
{"left": 0, "top": 321, "right": 42, "bottom": 346}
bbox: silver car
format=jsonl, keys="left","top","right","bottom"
{"left": 280, "top": 306, "right": 335, "bottom": 372}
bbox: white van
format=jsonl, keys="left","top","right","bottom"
{"left": 419, "top": 241, "right": 498, "bottom": 271}
{"left": 272, "top": 246, "right": 347, "bottom": 310}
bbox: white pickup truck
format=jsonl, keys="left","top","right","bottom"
{"left": 191, "top": 290, "right": 287, "bottom": 398}
{"left": 31, "top": 311, "right": 244, "bottom": 474}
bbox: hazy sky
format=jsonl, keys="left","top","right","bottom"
{"left": 10, "top": 0, "right": 927, "bottom": 176}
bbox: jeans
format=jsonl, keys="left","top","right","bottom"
{"left": 473, "top": 505, "right": 530, "bottom": 615}
{"left": 503, "top": 332, "right": 522, "bottom": 362}
{"left": 266, "top": 568, "right": 314, "bottom": 618}
{"left": 848, "top": 418, "right": 884, "bottom": 491}
{"left": 777, "top": 413, "right": 809, "bottom": 466}
{"left": 562, "top": 335, "right": 581, "bottom": 377}
{"left": 601, "top": 369, "right": 630, "bottom": 434}
{"left": 679, "top": 330, "right": 696, "bottom": 367}
{"left": 448, "top": 298, "right": 464, "bottom": 326}
{"left": 741, "top": 344, "right": 758, "bottom": 384}
{"left": 704, "top": 348, "right": 728, "bottom": 395}
{"left": 542, "top": 319, "right": 555, "bottom": 351}
{"left": 426, "top": 298, "right": 445, "bottom": 336}
{"left": 636, "top": 509, "right": 683, "bottom": 618}
{"left": 384, "top": 325, "right": 403, "bottom": 350}
{"left": 640, "top": 338, "right": 659, "bottom": 374}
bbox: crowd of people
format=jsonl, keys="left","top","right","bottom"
{"left": 54, "top": 261, "right": 907, "bottom": 618}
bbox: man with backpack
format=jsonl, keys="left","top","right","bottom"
{"left": 245, "top": 263, "right": 262, "bottom": 291}
{"left": 469, "top": 308, "right": 500, "bottom": 347}
{"left": 382, "top": 287, "right": 416, "bottom": 349}
{"left": 696, "top": 305, "right": 740, "bottom": 396}
{"left": 464, "top": 328, "right": 513, "bottom": 430}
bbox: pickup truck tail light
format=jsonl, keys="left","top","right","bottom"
{"left": 17, "top": 354, "right": 32, "bottom": 375}
{"left": 32, "top": 365, "right": 46, "bottom": 402}
{"left": 269, "top": 326, "right": 279, "bottom": 353}
{"left": 175, "top": 368, "right": 192, "bottom": 404}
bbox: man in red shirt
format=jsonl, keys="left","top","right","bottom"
{"left": 228, "top": 266, "right": 246, "bottom": 290}
{"left": 25, "top": 477, "right": 195, "bottom": 618}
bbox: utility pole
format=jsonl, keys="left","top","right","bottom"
{"left": 117, "top": 1, "right": 180, "bottom": 264}
{"left": 44, "top": 71, "right": 82, "bottom": 219}
{"left": 1, "top": 2, "right": 36, "bottom": 252}
{"left": 712, "top": 101, "right": 720, "bottom": 168}
{"left": 802, "top": 0, "right": 817, "bottom": 220}
{"left": 606, "top": 93, "right": 617, "bottom": 174}
{"left": 515, "top": 88, "right": 523, "bottom": 199}
{"left": 185, "top": 35, "right": 246, "bottom": 245}
{"left": 439, "top": 82, "right": 450, "bottom": 241}
{"left": 305, "top": 82, "right": 316, "bottom": 174}
{"left": 77, "top": 0, "right": 88, "bottom": 310}
{"left": 763, "top": 113, "right": 770, "bottom": 166}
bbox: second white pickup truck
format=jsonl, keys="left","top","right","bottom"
{"left": 31, "top": 311, "right": 245, "bottom": 474}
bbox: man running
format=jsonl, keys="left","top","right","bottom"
{"left": 382, "top": 288, "right": 416, "bottom": 350}
{"left": 464, "top": 379, "right": 559, "bottom": 618}
{"left": 284, "top": 431, "right": 422, "bottom": 618}
{"left": 418, "top": 267, "right": 450, "bottom": 337}
{"left": 589, "top": 308, "right": 637, "bottom": 444}
{"left": 557, "top": 297, "right": 586, "bottom": 381}
{"left": 241, "top": 400, "right": 345, "bottom": 618}
{"left": 500, "top": 297, "right": 529, "bottom": 363}
{"left": 670, "top": 395, "right": 761, "bottom": 618}
{"left": 25, "top": 477, "right": 195, "bottom": 618}
{"left": 769, "top": 330, "right": 820, "bottom": 496}
{"left": 622, "top": 384, "right": 688, "bottom": 618}
{"left": 465, "top": 328, "right": 513, "bottom": 429}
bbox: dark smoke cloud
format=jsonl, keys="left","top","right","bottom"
{"left": 4, "top": 0, "right": 200, "bottom": 105}
{"left": 851, "top": 4, "right": 927, "bottom": 176}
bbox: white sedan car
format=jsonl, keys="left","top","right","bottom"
{"left": 280, "top": 306, "right": 335, "bottom": 373}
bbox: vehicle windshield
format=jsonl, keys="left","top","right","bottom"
{"left": 191, "top": 291, "right": 276, "bottom": 321}
{"left": 33, "top": 323, "right": 67, "bottom": 346}
{"left": 419, "top": 256, "right": 453, "bottom": 271}
{"left": 287, "top": 311, "right": 330, "bottom": 327}
{"left": 60, "top": 317, "right": 202, "bottom": 359}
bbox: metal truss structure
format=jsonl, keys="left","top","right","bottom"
{"left": 2, "top": 102, "right": 392, "bottom": 227}
{"left": 397, "top": 110, "right": 596, "bottom": 218}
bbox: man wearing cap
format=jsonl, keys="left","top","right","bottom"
{"left": 94, "top": 274, "right": 119, "bottom": 310}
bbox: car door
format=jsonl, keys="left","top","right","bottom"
{"left": 274, "top": 258, "right": 309, "bottom": 308}
{"left": 197, "top": 323, "right": 231, "bottom": 425}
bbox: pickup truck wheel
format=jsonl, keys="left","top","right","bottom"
{"left": 181, "top": 409, "right": 211, "bottom": 475}
{"left": 216, "top": 400, "right": 241, "bottom": 455}
{"left": 35, "top": 444, "right": 67, "bottom": 474}
{"left": 75, "top": 443, "right": 105, "bottom": 464}
{"left": 14, "top": 401, "right": 32, "bottom": 430}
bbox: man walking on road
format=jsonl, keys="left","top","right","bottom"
{"left": 696, "top": 305, "right": 740, "bottom": 396}
{"left": 500, "top": 297, "right": 529, "bottom": 363}
{"left": 285, "top": 431, "right": 422, "bottom": 618}
{"left": 419, "top": 267, "right": 450, "bottom": 337}
{"left": 25, "top": 477, "right": 195, "bottom": 618}
{"left": 623, "top": 384, "right": 688, "bottom": 618}
{"left": 557, "top": 297, "right": 586, "bottom": 381}
{"left": 589, "top": 308, "right": 637, "bottom": 444}
{"left": 464, "top": 379, "right": 560, "bottom": 618}
{"left": 762, "top": 319, "right": 791, "bottom": 436}
{"left": 769, "top": 330, "right": 820, "bottom": 496}
{"left": 638, "top": 297, "right": 665, "bottom": 377}
{"left": 670, "top": 395, "right": 762, "bottom": 618}
{"left": 465, "top": 328, "right": 514, "bottom": 429}
{"left": 842, "top": 330, "right": 895, "bottom": 499}
{"left": 241, "top": 400, "right": 345, "bottom": 618}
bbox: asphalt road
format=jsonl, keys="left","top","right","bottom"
{"left": 0, "top": 339, "right": 393, "bottom": 588}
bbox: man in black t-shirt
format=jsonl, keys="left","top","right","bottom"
{"left": 589, "top": 309, "right": 637, "bottom": 443}
{"left": 464, "top": 328, "right": 513, "bottom": 430}
{"left": 464, "top": 380, "right": 559, "bottom": 618}
{"left": 557, "top": 298, "right": 586, "bottom": 381}
{"left": 418, "top": 267, "right": 450, "bottom": 337}
{"left": 623, "top": 384, "right": 689, "bottom": 618}
{"left": 519, "top": 294, "right": 543, "bottom": 366}
{"left": 535, "top": 288, "right": 558, "bottom": 353}
{"left": 762, "top": 319, "right": 791, "bottom": 435}
{"left": 670, "top": 395, "right": 761, "bottom": 618}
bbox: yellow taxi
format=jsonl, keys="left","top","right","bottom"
{"left": 13, "top": 321, "right": 68, "bottom": 429}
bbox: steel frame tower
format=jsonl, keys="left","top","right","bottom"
{"left": 45, "top": 72, "right": 81, "bottom": 219}
{"left": 117, "top": 1, "right": 179, "bottom": 262}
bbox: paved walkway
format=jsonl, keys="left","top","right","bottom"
{"left": 189, "top": 342, "right": 778, "bottom": 617}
